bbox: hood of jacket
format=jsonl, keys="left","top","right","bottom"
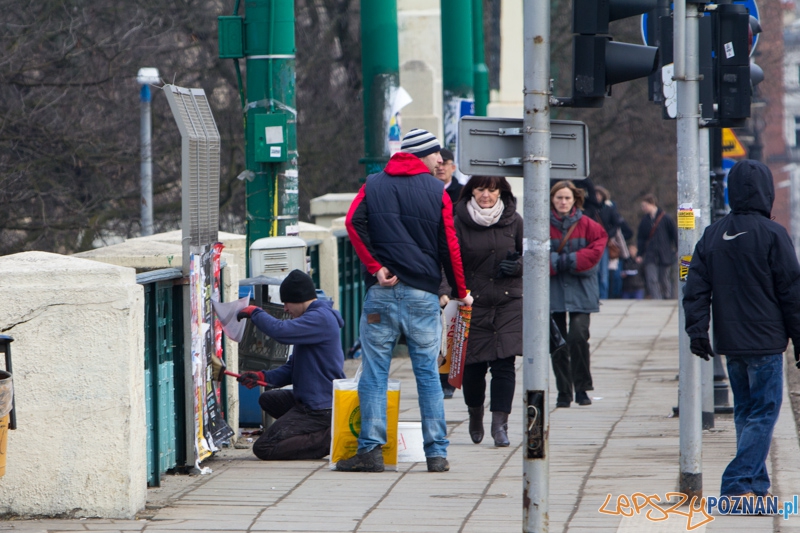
{"left": 384, "top": 152, "right": 432, "bottom": 177}
{"left": 309, "top": 299, "right": 344, "bottom": 328}
{"left": 728, "top": 159, "right": 774, "bottom": 217}
{"left": 455, "top": 191, "right": 518, "bottom": 229}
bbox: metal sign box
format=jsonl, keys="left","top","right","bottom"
{"left": 458, "top": 117, "right": 589, "bottom": 180}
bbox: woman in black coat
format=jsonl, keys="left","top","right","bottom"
{"left": 453, "top": 176, "right": 523, "bottom": 447}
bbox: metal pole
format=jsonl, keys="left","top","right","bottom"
{"left": 675, "top": 0, "right": 703, "bottom": 500}
{"left": 698, "top": 127, "right": 713, "bottom": 429}
{"left": 244, "top": 0, "right": 275, "bottom": 251}
{"left": 522, "top": 0, "right": 550, "bottom": 530}
{"left": 792, "top": 166, "right": 800, "bottom": 261}
{"left": 270, "top": 0, "right": 298, "bottom": 237}
{"left": 442, "top": 0, "right": 475, "bottom": 151}
{"left": 140, "top": 84, "right": 154, "bottom": 236}
{"left": 360, "top": 0, "right": 399, "bottom": 175}
{"left": 471, "top": 0, "right": 489, "bottom": 116}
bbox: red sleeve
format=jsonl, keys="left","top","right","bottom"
{"left": 345, "top": 185, "right": 382, "bottom": 274}
{"left": 440, "top": 191, "right": 468, "bottom": 298}
{"left": 574, "top": 218, "right": 608, "bottom": 272}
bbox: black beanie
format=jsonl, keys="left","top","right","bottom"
{"left": 279, "top": 270, "right": 317, "bottom": 303}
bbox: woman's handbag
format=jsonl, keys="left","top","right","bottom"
{"left": 550, "top": 317, "right": 566, "bottom": 355}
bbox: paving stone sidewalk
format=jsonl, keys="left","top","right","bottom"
{"left": 3, "top": 300, "right": 800, "bottom": 532}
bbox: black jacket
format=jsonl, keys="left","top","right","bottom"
{"left": 683, "top": 160, "right": 800, "bottom": 356}
{"left": 598, "top": 201, "right": 633, "bottom": 241}
{"left": 454, "top": 193, "right": 523, "bottom": 363}
{"left": 637, "top": 208, "right": 678, "bottom": 266}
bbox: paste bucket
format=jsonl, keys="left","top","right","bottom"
{"left": 0, "top": 370, "right": 12, "bottom": 478}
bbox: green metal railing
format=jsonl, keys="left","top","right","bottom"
{"left": 140, "top": 268, "right": 185, "bottom": 487}
{"left": 335, "top": 230, "right": 365, "bottom": 355}
{"left": 305, "top": 239, "right": 321, "bottom": 289}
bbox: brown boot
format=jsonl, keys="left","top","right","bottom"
{"left": 491, "top": 411, "right": 510, "bottom": 447}
{"left": 467, "top": 406, "right": 484, "bottom": 444}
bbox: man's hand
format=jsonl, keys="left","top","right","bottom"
{"left": 236, "top": 305, "right": 260, "bottom": 321}
{"left": 237, "top": 371, "right": 267, "bottom": 389}
{"left": 455, "top": 293, "right": 474, "bottom": 307}
{"left": 439, "top": 294, "right": 450, "bottom": 308}
{"left": 376, "top": 266, "right": 399, "bottom": 287}
{"left": 690, "top": 338, "right": 715, "bottom": 361}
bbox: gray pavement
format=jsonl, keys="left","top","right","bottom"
{"left": 3, "top": 300, "right": 800, "bottom": 532}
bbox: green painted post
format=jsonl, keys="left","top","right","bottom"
{"left": 441, "top": 0, "right": 474, "bottom": 150}
{"left": 360, "top": 0, "right": 400, "bottom": 176}
{"left": 243, "top": 0, "right": 298, "bottom": 262}
{"left": 472, "top": 0, "right": 489, "bottom": 116}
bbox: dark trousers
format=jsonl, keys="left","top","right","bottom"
{"left": 461, "top": 356, "right": 516, "bottom": 414}
{"left": 644, "top": 263, "right": 674, "bottom": 299}
{"left": 252, "top": 389, "right": 332, "bottom": 461}
{"left": 551, "top": 312, "right": 593, "bottom": 397}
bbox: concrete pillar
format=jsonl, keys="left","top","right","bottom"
{"left": 310, "top": 193, "right": 358, "bottom": 228}
{"left": 487, "top": 0, "right": 523, "bottom": 118}
{"left": 398, "top": 0, "right": 443, "bottom": 140}
{"left": 0, "top": 252, "right": 146, "bottom": 518}
{"left": 298, "top": 221, "right": 340, "bottom": 311}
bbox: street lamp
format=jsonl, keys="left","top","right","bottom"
{"left": 137, "top": 67, "right": 160, "bottom": 236}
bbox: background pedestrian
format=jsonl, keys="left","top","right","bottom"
{"left": 549, "top": 181, "right": 607, "bottom": 408}
{"left": 636, "top": 194, "right": 678, "bottom": 299}
{"left": 453, "top": 175, "right": 523, "bottom": 447}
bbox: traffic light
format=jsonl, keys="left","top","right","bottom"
{"left": 566, "top": 0, "right": 660, "bottom": 107}
{"left": 712, "top": 3, "right": 763, "bottom": 128}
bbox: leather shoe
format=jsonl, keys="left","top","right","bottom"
{"left": 491, "top": 411, "right": 510, "bottom": 447}
{"left": 336, "top": 446, "right": 384, "bottom": 472}
{"left": 468, "top": 406, "right": 484, "bottom": 444}
{"left": 426, "top": 457, "right": 450, "bottom": 472}
{"left": 575, "top": 391, "right": 592, "bottom": 406}
{"left": 556, "top": 393, "right": 571, "bottom": 408}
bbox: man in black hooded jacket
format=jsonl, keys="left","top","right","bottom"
{"left": 684, "top": 160, "right": 800, "bottom": 500}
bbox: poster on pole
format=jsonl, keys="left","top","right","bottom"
{"left": 190, "top": 243, "right": 234, "bottom": 467}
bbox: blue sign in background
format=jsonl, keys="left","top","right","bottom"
{"left": 641, "top": 0, "right": 760, "bottom": 54}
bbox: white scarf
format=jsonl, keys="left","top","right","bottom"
{"left": 467, "top": 197, "right": 504, "bottom": 227}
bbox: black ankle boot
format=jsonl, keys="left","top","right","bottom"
{"left": 468, "top": 406, "right": 484, "bottom": 444}
{"left": 491, "top": 411, "right": 510, "bottom": 447}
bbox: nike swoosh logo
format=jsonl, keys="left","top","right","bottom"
{"left": 723, "top": 231, "right": 747, "bottom": 241}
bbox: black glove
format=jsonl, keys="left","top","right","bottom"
{"left": 237, "top": 371, "right": 266, "bottom": 389}
{"left": 497, "top": 251, "right": 521, "bottom": 278}
{"left": 690, "top": 338, "right": 715, "bottom": 361}
{"left": 237, "top": 305, "right": 259, "bottom": 321}
{"left": 556, "top": 253, "right": 570, "bottom": 273}
{"left": 498, "top": 259, "right": 521, "bottom": 277}
{"left": 794, "top": 341, "right": 800, "bottom": 369}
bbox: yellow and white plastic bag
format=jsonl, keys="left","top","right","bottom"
{"left": 330, "top": 366, "right": 401, "bottom": 471}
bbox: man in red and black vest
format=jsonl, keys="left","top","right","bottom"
{"left": 339, "top": 128, "right": 472, "bottom": 473}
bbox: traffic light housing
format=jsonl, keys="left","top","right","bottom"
{"left": 566, "top": 0, "right": 660, "bottom": 107}
{"left": 712, "top": 3, "right": 762, "bottom": 128}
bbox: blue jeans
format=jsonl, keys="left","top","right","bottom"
{"left": 357, "top": 283, "right": 449, "bottom": 458}
{"left": 597, "top": 248, "right": 609, "bottom": 299}
{"left": 610, "top": 266, "right": 623, "bottom": 298}
{"left": 721, "top": 354, "right": 783, "bottom": 496}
